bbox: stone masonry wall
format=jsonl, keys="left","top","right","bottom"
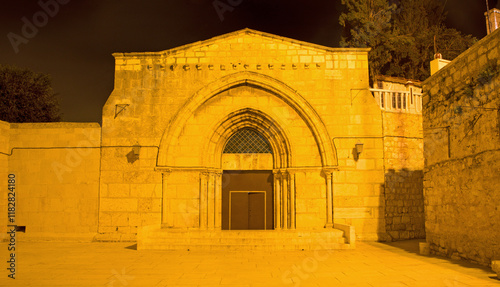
{"left": 383, "top": 112, "right": 425, "bottom": 241}
{"left": 332, "top": 136, "right": 386, "bottom": 241}
{"left": 7, "top": 123, "right": 101, "bottom": 241}
{"left": 423, "top": 28, "right": 500, "bottom": 266}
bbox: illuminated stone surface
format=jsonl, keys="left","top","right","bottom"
{"left": 423, "top": 28, "right": 500, "bottom": 267}
{"left": 0, "top": 29, "right": 426, "bottom": 249}
{"left": 0, "top": 240, "right": 498, "bottom": 286}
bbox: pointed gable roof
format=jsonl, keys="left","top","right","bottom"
{"left": 113, "top": 28, "right": 369, "bottom": 58}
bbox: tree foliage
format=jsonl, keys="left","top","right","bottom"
{"left": 339, "top": 0, "right": 477, "bottom": 82}
{"left": 0, "top": 65, "right": 61, "bottom": 123}
{"left": 339, "top": 0, "right": 396, "bottom": 80}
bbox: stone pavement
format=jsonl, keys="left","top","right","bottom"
{"left": 0, "top": 239, "right": 498, "bottom": 286}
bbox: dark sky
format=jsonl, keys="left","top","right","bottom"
{"left": 1, "top": 0, "right": 498, "bottom": 122}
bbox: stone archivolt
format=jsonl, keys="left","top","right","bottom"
{"left": 157, "top": 71, "right": 337, "bottom": 169}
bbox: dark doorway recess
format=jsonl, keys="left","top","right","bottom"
{"left": 222, "top": 170, "right": 273, "bottom": 230}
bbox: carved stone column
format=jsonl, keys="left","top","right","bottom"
{"left": 289, "top": 172, "right": 296, "bottom": 230}
{"left": 207, "top": 171, "right": 216, "bottom": 230}
{"left": 281, "top": 169, "right": 288, "bottom": 230}
{"left": 199, "top": 171, "right": 208, "bottom": 230}
{"left": 323, "top": 168, "right": 334, "bottom": 228}
{"left": 273, "top": 170, "right": 281, "bottom": 230}
{"left": 161, "top": 169, "right": 172, "bottom": 228}
{"left": 214, "top": 171, "right": 222, "bottom": 229}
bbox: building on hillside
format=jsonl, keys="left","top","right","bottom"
{"left": 0, "top": 29, "right": 425, "bottom": 249}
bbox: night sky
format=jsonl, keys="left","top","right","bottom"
{"left": 1, "top": 0, "right": 499, "bottom": 123}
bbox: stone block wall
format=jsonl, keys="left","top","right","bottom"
{"left": 294, "top": 170, "right": 328, "bottom": 228}
{"left": 423, "top": 28, "right": 500, "bottom": 266}
{"left": 382, "top": 112, "right": 425, "bottom": 241}
{"left": 97, "top": 145, "right": 162, "bottom": 241}
{"left": 7, "top": 122, "right": 101, "bottom": 241}
{"left": 332, "top": 137, "right": 386, "bottom": 241}
{"left": 329, "top": 71, "right": 387, "bottom": 241}
{"left": 164, "top": 171, "right": 201, "bottom": 229}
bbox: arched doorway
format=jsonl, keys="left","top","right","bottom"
{"left": 208, "top": 108, "right": 293, "bottom": 230}
{"left": 157, "top": 72, "right": 338, "bottom": 231}
{"left": 221, "top": 128, "right": 274, "bottom": 230}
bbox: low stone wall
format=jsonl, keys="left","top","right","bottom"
{"left": 7, "top": 122, "right": 101, "bottom": 241}
{"left": 423, "top": 28, "right": 500, "bottom": 266}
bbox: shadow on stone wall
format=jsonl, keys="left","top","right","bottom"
{"left": 384, "top": 169, "right": 425, "bottom": 241}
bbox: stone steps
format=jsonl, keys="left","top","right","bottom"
{"left": 138, "top": 227, "right": 353, "bottom": 251}
{"left": 138, "top": 243, "right": 351, "bottom": 251}
{"left": 141, "top": 237, "right": 346, "bottom": 245}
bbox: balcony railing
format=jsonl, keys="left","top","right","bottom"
{"left": 370, "top": 89, "right": 422, "bottom": 114}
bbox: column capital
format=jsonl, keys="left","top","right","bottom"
{"left": 160, "top": 168, "right": 172, "bottom": 174}
{"left": 279, "top": 169, "right": 290, "bottom": 177}
{"left": 322, "top": 166, "right": 337, "bottom": 176}
{"left": 203, "top": 168, "right": 222, "bottom": 176}
{"left": 155, "top": 166, "right": 172, "bottom": 173}
{"left": 161, "top": 170, "right": 172, "bottom": 179}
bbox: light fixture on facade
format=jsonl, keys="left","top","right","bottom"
{"left": 355, "top": 141, "right": 364, "bottom": 156}
{"left": 114, "top": 104, "right": 129, "bottom": 119}
{"left": 133, "top": 143, "right": 141, "bottom": 156}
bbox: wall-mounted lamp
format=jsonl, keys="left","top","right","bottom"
{"left": 355, "top": 141, "right": 364, "bottom": 156}
{"left": 133, "top": 143, "right": 141, "bottom": 157}
{"left": 114, "top": 104, "right": 130, "bottom": 119}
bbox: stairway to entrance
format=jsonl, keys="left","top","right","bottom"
{"left": 138, "top": 226, "right": 354, "bottom": 251}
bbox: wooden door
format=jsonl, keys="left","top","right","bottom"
{"left": 222, "top": 171, "right": 273, "bottom": 230}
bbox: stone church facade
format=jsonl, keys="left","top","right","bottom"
{"left": 0, "top": 29, "right": 425, "bottom": 246}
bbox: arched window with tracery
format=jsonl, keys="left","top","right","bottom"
{"left": 223, "top": 128, "right": 272, "bottom": 154}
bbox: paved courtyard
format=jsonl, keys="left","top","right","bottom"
{"left": 0, "top": 239, "right": 498, "bottom": 286}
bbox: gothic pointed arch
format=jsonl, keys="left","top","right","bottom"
{"left": 157, "top": 71, "right": 337, "bottom": 167}
{"left": 207, "top": 108, "right": 291, "bottom": 169}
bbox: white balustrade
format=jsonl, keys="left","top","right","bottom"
{"left": 370, "top": 89, "right": 422, "bottom": 114}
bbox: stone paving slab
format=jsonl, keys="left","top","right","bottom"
{"left": 0, "top": 240, "right": 498, "bottom": 286}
